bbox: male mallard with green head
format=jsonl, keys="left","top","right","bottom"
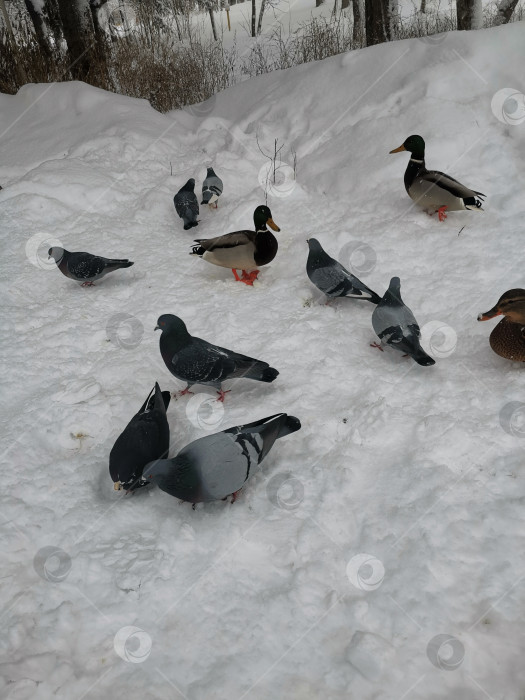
{"left": 390, "top": 135, "right": 485, "bottom": 221}
{"left": 190, "top": 205, "right": 280, "bottom": 286}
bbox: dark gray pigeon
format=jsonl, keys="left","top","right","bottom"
{"left": 142, "top": 413, "right": 301, "bottom": 504}
{"left": 109, "top": 383, "right": 171, "bottom": 492}
{"left": 371, "top": 277, "right": 435, "bottom": 366}
{"left": 156, "top": 314, "right": 279, "bottom": 401}
{"left": 48, "top": 247, "right": 134, "bottom": 286}
{"left": 174, "top": 178, "right": 199, "bottom": 230}
{"left": 306, "top": 238, "right": 381, "bottom": 303}
{"left": 201, "top": 167, "right": 223, "bottom": 208}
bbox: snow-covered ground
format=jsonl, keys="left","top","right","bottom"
{"left": 1, "top": 21, "right": 525, "bottom": 700}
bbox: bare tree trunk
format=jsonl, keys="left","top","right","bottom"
{"left": 256, "top": 0, "right": 266, "bottom": 33}
{"left": 420, "top": 0, "right": 426, "bottom": 11}
{"left": 316, "top": 0, "right": 325, "bottom": 6}
{"left": 24, "top": 0, "right": 51, "bottom": 54}
{"left": 43, "top": 0, "right": 63, "bottom": 47}
{"left": 493, "top": 0, "right": 519, "bottom": 23}
{"left": 208, "top": 5, "right": 218, "bottom": 39}
{"left": 251, "top": 0, "right": 256, "bottom": 36}
{"left": 0, "top": 0, "right": 28, "bottom": 83}
{"left": 342, "top": 0, "right": 350, "bottom": 9}
{"left": 364, "top": 0, "right": 391, "bottom": 45}
{"left": 352, "top": 0, "right": 363, "bottom": 42}
{"left": 456, "top": 0, "right": 482, "bottom": 29}
{"left": 56, "top": 0, "right": 95, "bottom": 80}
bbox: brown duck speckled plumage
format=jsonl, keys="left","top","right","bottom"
{"left": 478, "top": 289, "right": 525, "bottom": 362}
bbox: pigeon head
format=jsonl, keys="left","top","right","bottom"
{"left": 306, "top": 238, "right": 323, "bottom": 253}
{"left": 254, "top": 205, "right": 280, "bottom": 232}
{"left": 155, "top": 314, "right": 189, "bottom": 335}
{"left": 48, "top": 246, "right": 65, "bottom": 263}
{"left": 141, "top": 459, "right": 171, "bottom": 483}
{"left": 390, "top": 135, "right": 425, "bottom": 159}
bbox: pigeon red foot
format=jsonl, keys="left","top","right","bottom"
{"left": 81, "top": 281, "right": 95, "bottom": 287}
{"left": 230, "top": 490, "right": 241, "bottom": 504}
{"left": 177, "top": 387, "right": 194, "bottom": 397}
{"left": 216, "top": 389, "right": 231, "bottom": 402}
{"left": 370, "top": 342, "right": 384, "bottom": 351}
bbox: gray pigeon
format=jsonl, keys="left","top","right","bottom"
{"left": 372, "top": 277, "right": 435, "bottom": 366}
{"left": 48, "top": 247, "right": 134, "bottom": 286}
{"left": 306, "top": 239, "right": 381, "bottom": 303}
{"left": 156, "top": 314, "right": 279, "bottom": 401}
{"left": 109, "top": 383, "right": 171, "bottom": 492}
{"left": 201, "top": 167, "right": 223, "bottom": 208}
{"left": 174, "top": 178, "right": 199, "bottom": 230}
{"left": 142, "top": 413, "right": 301, "bottom": 504}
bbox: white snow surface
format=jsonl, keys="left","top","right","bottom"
{"left": 1, "top": 22, "right": 525, "bottom": 700}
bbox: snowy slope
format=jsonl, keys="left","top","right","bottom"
{"left": 1, "top": 21, "right": 525, "bottom": 700}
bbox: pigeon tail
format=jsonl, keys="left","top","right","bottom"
{"left": 110, "top": 260, "right": 134, "bottom": 268}
{"left": 365, "top": 290, "right": 382, "bottom": 305}
{"left": 277, "top": 415, "right": 301, "bottom": 438}
{"left": 411, "top": 347, "right": 436, "bottom": 366}
{"left": 244, "top": 365, "right": 279, "bottom": 383}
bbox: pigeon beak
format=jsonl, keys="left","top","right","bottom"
{"left": 154, "top": 325, "right": 160, "bottom": 331}
{"left": 114, "top": 481, "right": 122, "bottom": 491}
{"left": 389, "top": 145, "right": 406, "bottom": 154}
{"left": 477, "top": 306, "right": 502, "bottom": 321}
{"left": 267, "top": 218, "right": 280, "bottom": 232}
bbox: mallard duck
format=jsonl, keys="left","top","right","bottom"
{"left": 390, "top": 135, "right": 485, "bottom": 221}
{"left": 478, "top": 289, "right": 525, "bottom": 362}
{"left": 190, "top": 205, "right": 280, "bottom": 286}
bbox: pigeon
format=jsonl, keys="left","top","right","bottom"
{"left": 174, "top": 178, "right": 199, "bottom": 230}
{"left": 109, "top": 383, "right": 171, "bottom": 492}
{"left": 142, "top": 413, "right": 301, "bottom": 504}
{"left": 155, "top": 314, "right": 279, "bottom": 401}
{"left": 306, "top": 238, "right": 381, "bottom": 303}
{"left": 48, "top": 247, "right": 134, "bottom": 286}
{"left": 201, "top": 167, "right": 223, "bottom": 208}
{"left": 371, "top": 277, "right": 435, "bottom": 366}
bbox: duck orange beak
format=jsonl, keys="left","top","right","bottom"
{"left": 477, "top": 306, "right": 502, "bottom": 321}
{"left": 389, "top": 145, "right": 406, "bottom": 154}
{"left": 267, "top": 218, "right": 280, "bottom": 232}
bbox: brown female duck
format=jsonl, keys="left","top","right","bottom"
{"left": 478, "top": 289, "right": 525, "bottom": 362}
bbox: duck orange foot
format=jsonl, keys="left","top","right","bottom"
{"left": 231, "top": 269, "right": 259, "bottom": 285}
{"left": 436, "top": 205, "right": 448, "bottom": 222}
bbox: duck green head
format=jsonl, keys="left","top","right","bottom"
{"left": 254, "top": 205, "right": 280, "bottom": 232}
{"left": 390, "top": 135, "right": 426, "bottom": 159}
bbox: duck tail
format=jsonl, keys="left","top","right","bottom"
{"left": 190, "top": 244, "right": 205, "bottom": 256}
